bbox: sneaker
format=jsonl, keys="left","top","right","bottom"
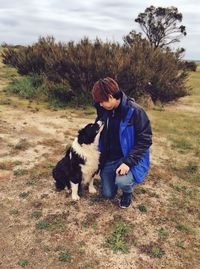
{"left": 119, "top": 192, "right": 132, "bottom": 208}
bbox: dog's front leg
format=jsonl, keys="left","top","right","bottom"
{"left": 71, "top": 182, "right": 80, "bottom": 200}
{"left": 88, "top": 177, "right": 97, "bottom": 194}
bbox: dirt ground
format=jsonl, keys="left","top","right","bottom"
{"left": 0, "top": 64, "right": 200, "bottom": 268}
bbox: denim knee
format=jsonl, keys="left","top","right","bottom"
{"left": 115, "top": 172, "right": 134, "bottom": 193}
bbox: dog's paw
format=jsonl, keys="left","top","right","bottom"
{"left": 89, "top": 186, "right": 97, "bottom": 194}
{"left": 72, "top": 194, "right": 80, "bottom": 201}
{"left": 66, "top": 188, "right": 72, "bottom": 194}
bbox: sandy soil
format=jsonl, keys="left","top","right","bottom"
{"left": 0, "top": 68, "right": 200, "bottom": 268}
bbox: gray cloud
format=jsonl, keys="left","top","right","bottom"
{"left": 0, "top": 0, "right": 199, "bottom": 59}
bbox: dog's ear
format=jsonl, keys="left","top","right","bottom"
{"left": 78, "top": 128, "right": 84, "bottom": 135}
{"left": 77, "top": 129, "right": 86, "bottom": 144}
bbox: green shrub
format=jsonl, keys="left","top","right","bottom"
{"left": 183, "top": 60, "right": 197, "bottom": 72}
{"left": 2, "top": 35, "right": 189, "bottom": 104}
{"left": 2, "top": 47, "right": 19, "bottom": 66}
{"left": 7, "top": 75, "right": 48, "bottom": 100}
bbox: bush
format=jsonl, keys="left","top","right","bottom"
{"left": 2, "top": 35, "right": 190, "bottom": 104}
{"left": 2, "top": 47, "right": 19, "bottom": 66}
{"left": 122, "top": 32, "right": 189, "bottom": 102}
{"left": 183, "top": 61, "right": 197, "bottom": 72}
{"left": 7, "top": 75, "right": 48, "bottom": 100}
{"left": 47, "top": 81, "right": 74, "bottom": 104}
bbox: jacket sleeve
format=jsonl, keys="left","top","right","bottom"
{"left": 123, "top": 106, "right": 152, "bottom": 167}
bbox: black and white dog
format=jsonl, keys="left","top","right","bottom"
{"left": 52, "top": 120, "right": 104, "bottom": 200}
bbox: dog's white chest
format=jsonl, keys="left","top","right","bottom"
{"left": 72, "top": 138, "right": 100, "bottom": 184}
{"left": 81, "top": 148, "right": 99, "bottom": 183}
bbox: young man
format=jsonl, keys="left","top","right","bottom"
{"left": 92, "top": 77, "right": 152, "bottom": 208}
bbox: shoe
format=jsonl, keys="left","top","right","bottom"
{"left": 119, "top": 192, "right": 132, "bottom": 208}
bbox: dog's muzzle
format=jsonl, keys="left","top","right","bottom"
{"left": 96, "top": 120, "right": 104, "bottom": 128}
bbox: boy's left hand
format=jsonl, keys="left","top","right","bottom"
{"left": 116, "top": 163, "right": 130, "bottom": 176}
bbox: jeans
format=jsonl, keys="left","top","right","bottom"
{"left": 100, "top": 159, "right": 135, "bottom": 199}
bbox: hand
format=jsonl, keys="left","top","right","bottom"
{"left": 116, "top": 163, "right": 130, "bottom": 176}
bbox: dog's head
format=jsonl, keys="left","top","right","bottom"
{"left": 78, "top": 120, "right": 104, "bottom": 145}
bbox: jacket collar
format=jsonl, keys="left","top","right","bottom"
{"left": 120, "top": 91, "right": 130, "bottom": 121}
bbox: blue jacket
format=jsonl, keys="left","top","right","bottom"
{"left": 95, "top": 91, "right": 152, "bottom": 184}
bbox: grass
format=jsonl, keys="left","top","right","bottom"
{"left": 9, "top": 209, "right": 19, "bottom": 215}
{"left": 79, "top": 241, "right": 87, "bottom": 255}
{"left": 137, "top": 204, "right": 147, "bottom": 213}
{"left": 169, "top": 159, "right": 200, "bottom": 186}
{"left": 58, "top": 251, "right": 72, "bottom": 262}
{"left": 26, "top": 179, "right": 38, "bottom": 186}
{"left": 14, "top": 139, "right": 31, "bottom": 151}
{"left": 105, "top": 222, "right": 131, "bottom": 253}
{"left": 7, "top": 75, "right": 47, "bottom": 100}
{"left": 134, "top": 187, "right": 147, "bottom": 195}
{"left": 140, "top": 243, "right": 165, "bottom": 258}
{"left": 159, "top": 228, "right": 169, "bottom": 239}
{"left": 14, "top": 169, "right": 29, "bottom": 176}
{"left": 31, "top": 211, "right": 42, "bottom": 219}
{"left": 176, "top": 223, "right": 196, "bottom": 234}
{"left": 171, "top": 138, "right": 193, "bottom": 153}
{"left": 19, "top": 191, "right": 30, "bottom": 198}
{"left": 35, "top": 220, "right": 50, "bottom": 230}
{"left": 18, "top": 259, "right": 29, "bottom": 268}
{"left": 0, "top": 160, "right": 22, "bottom": 170}
{"left": 0, "top": 160, "right": 15, "bottom": 170}
{"left": 176, "top": 240, "right": 185, "bottom": 249}
{"left": 149, "top": 245, "right": 165, "bottom": 258}
{"left": 184, "top": 161, "right": 199, "bottom": 173}
{"left": 80, "top": 213, "right": 99, "bottom": 229}
{"left": 35, "top": 215, "right": 67, "bottom": 231}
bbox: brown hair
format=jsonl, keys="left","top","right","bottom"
{"left": 92, "top": 77, "right": 120, "bottom": 103}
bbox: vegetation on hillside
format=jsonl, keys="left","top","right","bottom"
{"left": 2, "top": 35, "right": 189, "bottom": 106}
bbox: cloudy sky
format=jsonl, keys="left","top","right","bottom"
{"left": 0, "top": 0, "right": 199, "bottom": 59}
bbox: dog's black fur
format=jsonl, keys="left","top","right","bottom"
{"left": 52, "top": 121, "right": 103, "bottom": 198}
{"left": 52, "top": 147, "right": 84, "bottom": 191}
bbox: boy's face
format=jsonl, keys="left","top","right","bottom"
{"left": 99, "top": 95, "right": 118, "bottom": 110}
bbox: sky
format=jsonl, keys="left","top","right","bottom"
{"left": 0, "top": 0, "right": 199, "bottom": 60}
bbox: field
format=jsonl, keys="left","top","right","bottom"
{"left": 0, "top": 58, "right": 200, "bottom": 269}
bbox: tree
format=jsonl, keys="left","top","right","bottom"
{"left": 135, "top": 6, "right": 186, "bottom": 49}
